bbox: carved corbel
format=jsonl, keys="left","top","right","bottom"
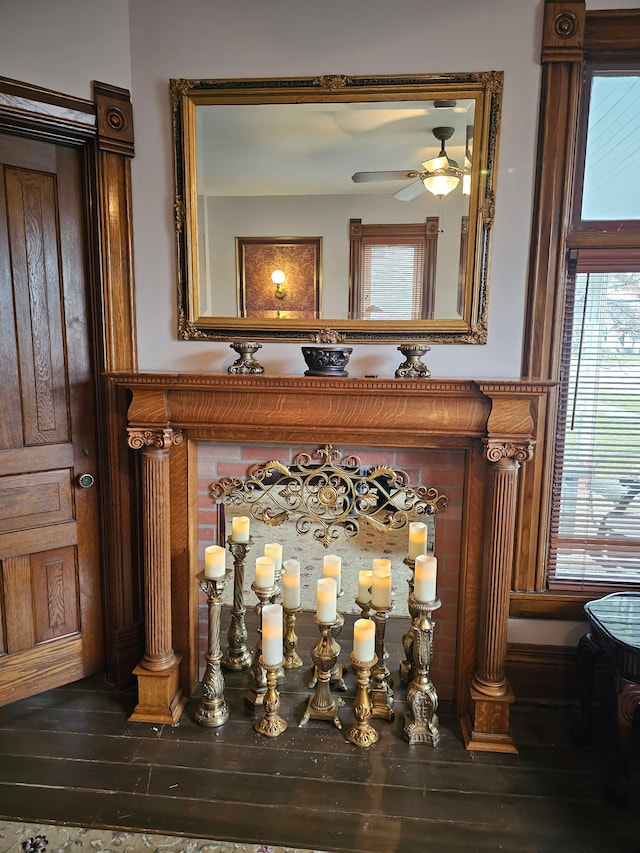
{"left": 127, "top": 427, "right": 183, "bottom": 451}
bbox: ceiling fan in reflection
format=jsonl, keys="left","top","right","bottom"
{"left": 351, "top": 126, "right": 466, "bottom": 200}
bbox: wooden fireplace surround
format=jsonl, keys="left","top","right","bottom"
{"left": 110, "top": 371, "right": 552, "bottom": 753}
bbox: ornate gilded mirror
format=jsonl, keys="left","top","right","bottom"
{"left": 171, "top": 72, "right": 502, "bottom": 343}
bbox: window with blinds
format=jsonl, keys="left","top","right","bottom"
{"left": 549, "top": 251, "right": 640, "bottom": 589}
{"left": 348, "top": 219, "right": 438, "bottom": 320}
{"left": 361, "top": 239, "right": 425, "bottom": 320}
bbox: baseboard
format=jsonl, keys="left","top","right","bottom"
{"left": 506, "top": 642, "right": 614, "bottom": 704}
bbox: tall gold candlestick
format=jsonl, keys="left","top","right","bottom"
{"left": 195, "top": 572, "right": 229, "bottom": 728}
{"left": 283, "top": 606, "right": 303, "bottom": 669}
{"left": 255, "top": 657, "right": 287, "bottom": 737}
{"left": 346, "top": 652, "right": 379, "bottom": 748}
{"left": 299, "top": 618, "right": 343, "bottom": 730}
{"left": 400, "top": 555, "right": 416, "bottom": 686}
{"left": 245, "top": 581, "right": 278, "bottom": 707}
{"left": 403, "top": 594, "right": 441, "bottom": 746}
{"left": 222, "top": 536, "right": 253, "bottom": 671}
{"left": 308, "top": 608, "right": 347, "bottom": 691}
{"left": 370, "top": 604, "right": 395, "bottom": 721}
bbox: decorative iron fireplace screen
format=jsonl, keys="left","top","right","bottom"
{"left": 210, "top": 444, "right": 448, "bottom": 548}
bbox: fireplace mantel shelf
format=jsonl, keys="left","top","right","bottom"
{"left": 109, "top": 371, "right": 553, "bottom": 753}
{"left": 111, "top": 372, "right": 553, "bottom": 448}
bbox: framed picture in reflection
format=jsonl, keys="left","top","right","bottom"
{"left": 236, "top": 237, "right": 321, "bottom": 320}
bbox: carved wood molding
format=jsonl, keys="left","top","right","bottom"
{"left": 541, "top": 1, "right": 586, "bottom": 63}
{"left": 94, "top": 82, "right": 134, "bottom": 156}
{"left": 127, "top": 427, "right": 183, "bottom": 451}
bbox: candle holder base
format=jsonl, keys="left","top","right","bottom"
{"left": 308, "top": 611, "right": 347, "bottom": 691}
{"left": 370, "top": 605, "right": 395, "bottom": 722}
{"left": 283, "top": 606, "right": 303, "bottom": 670}
{"left": 245, "top": 581, "right": 278, "bottom": 708}
{"left": 403, "top": 595, "right": 442, "bottom": 747}
{"left": 255, "top": 659, "right": 287, "bottom": 738}
{"left": 195, "top": 572, "right": 230, "bottom": 729}
{"left": 222, "top": 537, "right": 254, "bottom": 672}
{"left": 299, "top": 619, "right": 343, "bottom": 730}
{"left": 345, "top": 653, "right": 379, "bottom": 749}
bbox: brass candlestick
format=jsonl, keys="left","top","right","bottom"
{"left": 299, "top": 618, "right": 343, "bottom": 730}
{"left": 283, "top": 606, "right": 303, "bottom": 669}
{"left": 222, "top": 536, "right": 253, "bottom": 671}
{"left": 308, "top": 609, "right": 347, "bottom": 691}
{"left": 403, "top": 594, "right": 441, "bottom": 746}
{"left": 255, "top": 657, "right": 287, "bottom": 737}
{"left": 346, "top": 652, "right": 379, "bottom": 748}
{"left": 399, "top": 556, "right": 416, "bottom": 686}
{"left": 245, "top": 581, "right": 279, "bottom": 707}
{"left": 195, "top": 572, "right": 230, "bottom": 728}
{"left": 370, "top": 603, "right": 395, "bottom": 721}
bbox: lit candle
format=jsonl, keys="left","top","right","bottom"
{"left": 323, "top": 554, "right": 341, "bottom": 593}
{"left": 353, "top": 618, "right": 375, "bottom": 663}
{"left": 414, "top": 555, "right": 437, "bottom": 603}
{"left": 231, "top": 515, "right": 250, "bottom": 543}
{"left": 282, "top": 558, "right": 301, "bottom": 609}
{"left": 264, "top": 542, "right": 283, "bottom": 576}
{"left": 358, "top": 569, "right": 373, "bottom": 603}
{"left": 316, "top": 577, "right": 337, "bottom": 623}
{"left": 371, "top": 559, "right": 392, "bottom": 609}
{"left": 408, "top": 521, "right": 428, "bottom": 560}
{"left": 255, "top": 555, "right": 275, "bottom": 589}
{"left": 204, "top": 544, "right": 226, "bottom": 578}
{"left": 261, "top": 604, "right": 283, "bottom": 666}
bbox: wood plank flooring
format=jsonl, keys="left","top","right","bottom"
{"left": 0, "top": 611, "right": 638, "bottom": 853}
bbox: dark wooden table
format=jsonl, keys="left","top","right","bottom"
{"left": 574, "top": 591, "right": 640, "bottom": 803}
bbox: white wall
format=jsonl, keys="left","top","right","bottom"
{"left": 2, "top": 0, "right": 635, "bottom": 379}
{"left": 128, "top": 0, "right": 543, "bottom": 377}
{"left": 0, "top": 0, "right": 131, "bottom": 99}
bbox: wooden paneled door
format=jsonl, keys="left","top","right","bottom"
{"left": 0, "top": 132, "right": 104, "bottom": 705}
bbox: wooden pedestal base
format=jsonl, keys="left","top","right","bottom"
{"left": 460, "top": 683, "right": 518, "bottom": 754}
{"left": 128, "top": 655, "right": 186, "bottom": 724}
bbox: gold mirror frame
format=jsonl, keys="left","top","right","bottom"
{"left": 171, "top": 72, "right": 503, "bottom": 343}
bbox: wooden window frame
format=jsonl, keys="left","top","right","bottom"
{"left": 513, "top": 1, "right": 640, "bottom": 620}
{"left": 348, "top": 218, "right": 438, "bottom": 320}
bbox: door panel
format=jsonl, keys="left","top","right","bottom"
{"left": 0, "top": 133, "right": 104, "bottom": 705}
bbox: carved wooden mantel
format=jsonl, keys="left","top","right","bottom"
{"left": 110, "top": 371, "right": 552, "bottom": 751}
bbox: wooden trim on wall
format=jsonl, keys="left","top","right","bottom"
{"left": 516, "top": 1, "right": 585, "bottom": 600}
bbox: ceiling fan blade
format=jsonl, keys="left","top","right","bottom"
{"left": 394, "top": 179, "right": 426, "bottom": 201}
{"left": 351, "top": 170, "right": 419, "bottom": 183}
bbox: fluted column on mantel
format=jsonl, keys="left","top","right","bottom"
{"left": 462, "top": 439, "right": 534, "bottom": 754}
{"left": 126, "top": 427, "right": 187, "bottom": 724}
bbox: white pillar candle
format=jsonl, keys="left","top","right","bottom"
{"left": 316, "top": 577, "right": 337, "bottom": 623}
{"left": 408, "top": 521, "right": 429, "bottom": 560}
{"left": 264, "top": 542, "right": 283, "bottom": 576}
{"left": 261, "top": 603, "right": 283, "bottom": 666}
{"left": 371, "top": 560, "right": 392, "bottom": 609}
{"left": 231, "top": 515, "right": 250, "bottom": 542}
{"left": 353, "top": 617, "right": 375, "bottom": 663}
{"left": 414, "top": 555, "right": 437, "bottom": 603}
{"left": 255, "top": 555, "right": 275, "bottom": 589}
{"left": 282, "top": 558, "right": 301, "bottom": 609}
{"left": 323, "top": 554, "right": 341, "bottom": 592}
{"left": 204, "top": 544, "right": 226, "bottom": 578}
{"left": 358, "top": 569, "right": 373, "bottom": 603}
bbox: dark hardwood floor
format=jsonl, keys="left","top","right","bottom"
{"left": 0, "top": 612, "right": 637, "bottom": 853}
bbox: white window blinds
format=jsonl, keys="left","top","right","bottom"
{"left": 549, "top": 251, "right": 640, "bottom": 588}
{"left": 361, "top": 240, "right": 425, "bottom": 320}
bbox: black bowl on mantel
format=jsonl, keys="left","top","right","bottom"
{"left": 301, "top": 344, "right": 353, "bottom": 377}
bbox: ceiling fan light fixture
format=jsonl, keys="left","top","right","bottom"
{"left": 422, "top": 172, "right": 460, "bottom": 197}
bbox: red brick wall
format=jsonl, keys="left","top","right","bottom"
{"left": 197, "top": 442, "right": 465, "bottom": 700}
